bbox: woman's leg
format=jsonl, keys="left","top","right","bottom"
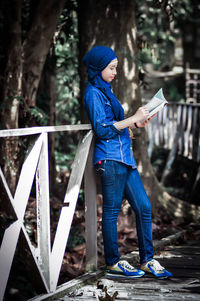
{"left": 98, "top": 160, "right": 128, "bottom": 266}
{"left": 125, "top": 168, "right": 154, "bottom": 264}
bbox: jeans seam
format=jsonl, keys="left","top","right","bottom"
{"left": 127, "top": 181, "right": 148, "bottom": 263}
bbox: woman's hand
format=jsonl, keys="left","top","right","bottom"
{"left": 114, "top": 107, "right": 151, "bottom": 131}
{"left": 135, "top": 114, "right": 155, "bottom": 128}
{"left": 134, "top": 106, "right": 150, "bottom": 122}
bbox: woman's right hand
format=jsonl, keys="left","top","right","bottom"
{"left": 114, "top": 106, "right": 150, "bottom": 131}
{"left": 133, "top": 106, "right": 149, "bottom": 122}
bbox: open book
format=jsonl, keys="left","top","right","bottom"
{"left": 144, "top": 88, "right": 168, "bottom": 119}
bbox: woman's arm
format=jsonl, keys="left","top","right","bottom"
{"left": 114, "top": 107, "right": 149, "bottom": 130}
{"left": 84, "top": 88, "right": 122, "bottom": 139}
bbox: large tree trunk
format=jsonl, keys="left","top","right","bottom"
{"left": 0, "top": 0, "right": 65, "bottom": 193}
{"left": 0, "top": 0, "right": 22, "bottom": 193}
{"left": 78, "top": 0, "right": 200, "bottom": 223}
{"left": 38, "top": 52, "right": 57, "bottom": 195}
{"left": 22, "top": 0, "right": 66, "bottom": 108}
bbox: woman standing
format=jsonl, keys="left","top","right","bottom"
{"left": 83, "top": 46, "right": 172, "bottom": 279}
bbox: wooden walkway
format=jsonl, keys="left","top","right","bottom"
{"left": 32, "top": 240, "right": 200, "bottom": 301}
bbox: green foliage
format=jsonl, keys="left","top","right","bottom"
{"left": 137, "top": 0, "right": 198, "bottom": 70}
{"left": 166, "top": 81, "right": 185, "bottom": 102}
{"left": 54, "top": 2, "right": 80, "bottom": 173}
{"left": 55, "top": 3, "right": 80, "bottom": 126}
{"left": 67, "top": 224, "right": 85, "bottom": 250}
{"left": 29, "top": 106, "right": 48, "bottom": 125}
{"left": 55, "top": 144, "right": 77, "bottom": 173}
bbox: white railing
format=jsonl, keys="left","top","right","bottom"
{"left": 0, "top": 124, "right": 97, "bottom": 300}
{"left": 147, "top": 103, "right": 200, "bottom": 162}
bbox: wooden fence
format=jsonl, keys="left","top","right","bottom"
{"left": 147, "top": 102, "right": 200, "bottom": 162}
{"left": 0, "top": 124, "right": 97, "bottom": 301}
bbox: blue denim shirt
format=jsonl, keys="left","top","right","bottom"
{"left": 83, "top": 82, "right": 137, "bottom": 168}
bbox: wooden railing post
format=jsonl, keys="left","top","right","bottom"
{"left": 84, "top": 138, "right": 98, "bottom": 272}
{"left": 36, "top": 133, "right": 51, "bottom": 289}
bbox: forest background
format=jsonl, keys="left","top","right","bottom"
{"left": 0, "top": 0, "right": 200, "bottom": 299}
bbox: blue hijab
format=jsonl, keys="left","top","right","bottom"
{"left": 83, "top": 46, "right": 124, "bottom": 121}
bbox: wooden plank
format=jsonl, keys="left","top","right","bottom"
{"left": 177, "top": 105, "right": 183, "bottom": 155}
{"left": 62, "top": 243, "right": 200, "bottom": 300}
{"left": 181, "top": 105, "right": 187, "bottom": 155}
{"left": 184, "top": 106, "right": 192, "bottom": 158}
{"left": 161, "top": 127, "right": 180, "bottom": 185}
{"left": 166, "top": 106, "right": 170, "bottom": 149}
{"left": 45, "top": 263, "right": 200, "bottom": 300}
{"left": 28, "top": 236, "right": 200, "bottom": 301}
{"left": 84, "top": 138, "right": 97, "bottom": 272}
{"left": 169, "top": 104, "right": 176, "bottom": 149}
{"left": 0, "top": 124, "right": 91, "bottom": 137}
{"left": 192, "top": 107, "right": 199, "bottom": 160}
{"left": 158, "top": 110, "right": 164, "bottom": 146}
{"left": 147, "top": 116, "right": 157, "bottom": 158}
{"left": 154, "top": 113, "right": 160, "bottom": 146}
{"left": 36, "top": 133, "right": 51, "bottom": 289}
{"left": 162, "top": 104, "right": 168, "bottom": 148}
{"left": 50, "top": 130, "right": 93, "bottom": 291}
{"left": 28, "top": 270, "right": 105, "bottom": 301}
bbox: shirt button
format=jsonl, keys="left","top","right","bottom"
{"left": 106, "top": 140, "right": 109, "bottom": 142}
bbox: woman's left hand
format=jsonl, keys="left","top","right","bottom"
{"left": 135, "top": 115, "right": 155, "bottom": 128}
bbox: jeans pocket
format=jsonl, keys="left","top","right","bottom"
{"left": 95, "top": 160, "right": 105, "bottom": 176}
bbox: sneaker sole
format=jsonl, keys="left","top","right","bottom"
{"left": 105, "top": 272, "right": 145, "bottom": 278}
{"left": 141, "top": 270, "right": 172, "bottom": 279}
{"left": 156, "top": 275, "right": 172, "bottom": 280}
{"left": 142, "top": 264, "right": 173, "bottom": 280}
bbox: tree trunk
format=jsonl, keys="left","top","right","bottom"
{"left": 0, "top": 0, "right": 22, "bottom": 193}
{"left": 0, "top": 0, "right": 65, "bottom": 192}
{"left": 38, "top": 53, "right": 57, "bottom": 195}
{"left": 22, "top": 0, "right": 66, "bottom": 108}
{"left": 78, "top": 0, "right": 200, "bottom": 223}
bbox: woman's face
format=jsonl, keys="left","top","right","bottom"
{"left": 101, "top": 58, "right": 118, "bottom": 82}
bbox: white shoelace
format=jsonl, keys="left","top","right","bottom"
{"left": 149, "top": 259, "right": 165, "bottom": 272}
{"left": 119, "top": 260, "right": 135, "bottom": 270}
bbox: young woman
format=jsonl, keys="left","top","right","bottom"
{"left": 83, "top": 45, "right": 172, "bottom": 279}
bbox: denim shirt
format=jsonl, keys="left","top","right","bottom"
{"left": 83, "top": 82, "right": 137, "bottom": 168}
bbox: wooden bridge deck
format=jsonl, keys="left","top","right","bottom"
{"left": 32, "top": 240, "right": 200, "bottom": 301}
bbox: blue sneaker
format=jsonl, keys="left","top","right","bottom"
{"left": 140, "top": 259, "right": 173, "bottom": 279}
{"left": 106, "top": 260, "right": 145, "bottom": 278}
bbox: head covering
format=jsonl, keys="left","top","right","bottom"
{"left": 83, "top": 46, "right": 124, "bottom": 121}
{"left": 83, "top": 46, "right": 117, "bottom": 81}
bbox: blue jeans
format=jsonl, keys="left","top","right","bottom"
{"left": 96, "top": 160, "right": 154, "bottom": 265}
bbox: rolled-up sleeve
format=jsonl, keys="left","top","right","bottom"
{"left": 84, "top": 88, "right": 124, "bottom": 140}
